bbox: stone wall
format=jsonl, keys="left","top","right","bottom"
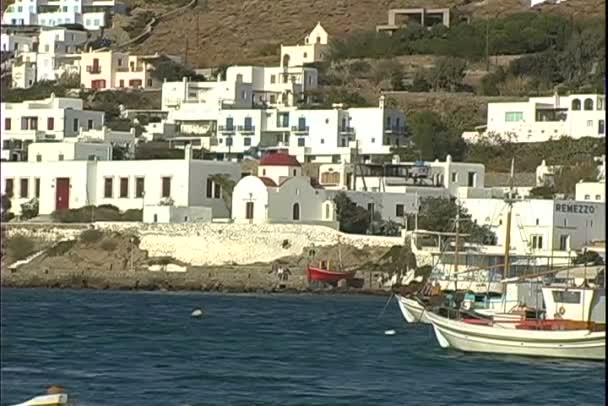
{"left": 5, "top": 222, "right": 403, "bottom": 266}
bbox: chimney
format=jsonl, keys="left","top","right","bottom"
{"left": 554, "top": 89, "right": 559, "bottom": 107}
{"left": 446, "top": 154, "right": 452, "bottom": 164}
{"left": 184, "top": 143, "right": 192, "bottom": 161}
{"left": 379, "top": 95, "right": 385, "bottom": 109}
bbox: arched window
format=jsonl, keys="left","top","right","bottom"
{"left": 584, "top": 98, "right": 594, "bottom": 111}
{"left": 292, "top": 203, "right": 300, "bottom": 221}
{"left": 571, "top": 99, "right": 581, "bottom": 111}
{"left": 325, "top": 203, "right": 330, "bottom": 219}
{"left": 282, "top": 54, "right": 290, "bottom": 67}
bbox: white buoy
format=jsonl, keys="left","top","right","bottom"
{"left": 384, "top": 329, "right": 396, "bottom": 335}
{"left": 191, "top": 309, "right": 204, "bottom": 318}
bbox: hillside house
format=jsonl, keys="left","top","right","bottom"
{"left": 2, "top": 0, "right": 115, "bottom": 30}
{"left": 280, "top": 22, "right": 328, "bottom": 68}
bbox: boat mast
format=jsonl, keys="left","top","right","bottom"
{"left": 454, "top": 203, "right": 460, "bottom": 275}
{"left": 504, "top": 158, "right": 515, "bottom": 279}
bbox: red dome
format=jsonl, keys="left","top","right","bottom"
{"left": 259, "top": 153, "right": 301, "bottom": 167}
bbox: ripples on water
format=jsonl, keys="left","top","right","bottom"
{"left": 0, "top": 289, "right": 605, "bottom": 406}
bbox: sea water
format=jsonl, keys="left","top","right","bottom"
{"left": 1, "top": 289, "right": 605, "bottom": 405}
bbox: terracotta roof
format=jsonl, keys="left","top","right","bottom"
{"left": 259, "top": 153, "right": 301, "bottom": 167}
{"left": 258, "top": 177, "right": 277, "bottom": 187}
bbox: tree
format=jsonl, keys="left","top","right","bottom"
{"left": 426, "top": 57, "right": 467, "bottom": 92}
{"left": 406, "top": 111, "right": 465, "bottom": 161}
{"left": 209, "top": 174, "right": 236, "bottom": 217}
{"left": 1, "top": 194, "right": 12, "bottom": 222}
{"left": 528, "top": 185, "right": 556, "bottom": 199}
{"left": 20, "top": 198, "right": 39, "bottom": 220}
{"left": 573, "top": 250, "right": 604, "bottom": 266}
{"left": 150, "top": 56, "right": 204, "bottom": 82}
{"left": 334, "top": 192, "right": 370, "bottom": 234}
{"left": 416, "top": 197, "right": 496, "bottom": 245}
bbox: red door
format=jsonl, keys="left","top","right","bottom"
{"left": 55, "top": 178, "right": 70, "bottom": 211}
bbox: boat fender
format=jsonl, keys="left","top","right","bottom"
{"left": 191, "top": 309, "right": 204, "bottom": 318}
{"left": 384, "top": 329, "right": 396, "bottom": 335}
{"left": 558, "top": 306, "right": 566, "bottom": 316}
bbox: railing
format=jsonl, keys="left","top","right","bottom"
{"left": 218, "top": 125, "right": 235, "bottom": 134}
{"left": 384, "top": 126, "right": 406, "bottom": 135}
{"left": 291, "top": 126, "right": 309, "bottom": 134}
{"left": 86, "top": 65, "right": 101, "bottom": 74}
{"left": 237, "top": 125, "right": 255, "bottom": 134}
{"left": 339, "top": 127, "right": 355, "bottom": 135}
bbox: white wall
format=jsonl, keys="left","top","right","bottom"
{"left": 232, "top": 176, "right": 270, "bottom": 224}
{"left": 576, "top": 182, "right": 606, "bottom": 203}
{"left": 28, "top": 142, "right": 112, "bottom": 162}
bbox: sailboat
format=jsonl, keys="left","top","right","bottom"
{"left": 424, "top": 159, "right": 606, "bottom": 360}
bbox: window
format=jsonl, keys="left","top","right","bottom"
{"left": 244, "top": 117, "right": 252, "bottom": 130}
{"left": 135, "top": 177, "right": 145, "bottom": 198}
{"left": 598, "top": 98, "right": 604, "bottom": 110}
{"left": 505, "top": 112, "right": 524, "bottom": 122}
{"left": 244, "top": 137, "right": 251, "bottom": 146}
{"left": 119, "top": 178, "right": 129, "bottom": 198}
{"left": 5, "top": 179, "right": 14, "bottom": 197}
{"left": 596, "top": 194, "right": 601, "bottom": 200}
{"left": 367, "top": 203, "right": 375, "bottom": 216}
{"left": 270, "top": 94, "right": 276, "bottom": 104}
{"left": 47, "top": 117, "right": 54, "bottom": 130}
{"left": 599, "top": 120, "right": 605, "bottom": 134}
{"left": 214, "top": 182, "right": 221, "bottom": 199}
{"left": 119, "top": 80, "right": 124, "bottom": 88}
{"left": 206, "top": 179, "right": 213, "bottom": 198}
{"left": 226, "top": 117, "right": 234, "bottom": 130}
{"left": 320, "top": 139, "right": 324, "bottom": 144}
{"left": 246, "top": 202, "right": 254, "bottom": 220}
{"left": 58, "top": 154, "right": 64, "bottom": 161}
{"left": 396, "top": 204, "right": 404, "bottom": 217}
{"left": 571, "top": 99, "right": 581, "bottom": 110}
{"left": 531, "top": 235, "right": 543, "bottom": 250}
{"left": 451, "top": 172, "right": 458, "bottom": 182}
{"left": 147, "top": 79, "right": 152, "bottom": 87}
{"left": 298, "top": 117, "right": 306, "bottom": 130}
{"left": 161, "top": 177, "right": 171, "bottom": 198}
{"left": 584, "top": 98, "right": 594, "bottom": 111}
{"left": 467, "top": 172, "right": 476, "bottom": 187}
{"left": 535, "top": 218, "right": 539, "bottom": 225}
{"left": 552, "top": 290, "right": 581, "bottom": 304}
{"left": 4, "top": 118, "right": 10, "bottom": 130}
{"left": 104, "top": 178, "right": 113, "bottom": 198}
{"left": 88, "top": 119, "right": 93, "bottom": 130}
{"left": 587, "top": 120, "right": 593, "bottom": 127}
{"left": 297, "top": 138, "right": 305, "bottom": 147}
{"left": 585, "top": 194, "right": 590, "bottom": 200}
{"left": 226, "top": 137, "right": 233, "bottom": 147}
{"left": 36, "top": 154, "right": 42, "bottom": 162}
{"left": 292, "top": 203, "right": 300, "bottom": 220}
{"left": 320, "top": 172, "right": 340, "bottom": 184}
{"left": 73, "top": 118, "right": 79, "bottom": 132}
{"left": 559, "top": 235, "right": 569, "bottom": 251}
{"left": 35, "top": 178, "right": 40, "bottom": 198}
{"left": 20, "top": 178, "right": 28, "bottom": 198}
{"left": 270, "top": 74, "right": 276, "bottom": 84}
{"left": 371, "top": 138, "right": 375, "bottom": 143}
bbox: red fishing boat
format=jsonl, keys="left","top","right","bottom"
{"left": 307, "top": 265, "right": 356, "bottom": 283}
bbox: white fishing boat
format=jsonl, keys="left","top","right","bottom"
{"left": 10, "top": 394, "right": 68, "bottom": 406}
{"left": 425, "top": 309, "right": 605, "bottom": 360}
{"left": 395, "top": 294, "right": 431, "bottom": 324}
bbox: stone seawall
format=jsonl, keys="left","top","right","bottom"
{"left": 6, "top": 222, "right": 403, "bottom": 266}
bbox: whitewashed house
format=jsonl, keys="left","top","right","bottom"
{"left": 462, "top": 198, "right": 605, "bottom": 255}
{"left": 318, "top": 155, "right": 483, "bottom": 198}
{"left": 280, "top": 22, "right": 329, "bottom": 68}
{"left": 2, "top": 0, "right": 115, "bottom": 30}
{"left": 27, "top": 141, "right": 112, "bottom": 162}
{"left": 8, "top": 26, "right": 87, "bottom": 88}
{"left": 0, "top": 146, "right": 241, "bottom": 219}
{"left": 80, "top": 50, "right": 161, "bottom": 90}
{"left": 1, "top": 95, "right": 105, "bottom": 161}
{"left": 463, "top": 93, "right": 606, "bottom": 143}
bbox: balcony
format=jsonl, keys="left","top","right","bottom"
{"left": 237, "top": 125, "right": 255, "bottom": 134}
{"left": 339, "top": 127, "right": 355, "bottom": 135}
{"left": 291, "top": 126, "right": 309, "bottom": 135}
{"left": 86, "top": 65, "right": 101, "bottom": 74}
{"left": 384, "top": 126, "right": 406, "bottom": 135}
{"left": 218, "top": 125, "right": 235, "bottom": 135}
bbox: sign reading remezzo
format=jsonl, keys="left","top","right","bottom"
{"left": 555, "top": 203, "right": 596, "bottom": 214}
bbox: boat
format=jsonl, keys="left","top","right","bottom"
{"left": 425, "top": 308, "right": 605, "bottom": 360}
{"left": 307, "top": 266, "right": 356, "bottom": 283}
{"left": 10, "top": 394, "right": 68, "bottom": 406}
{"left": 395, "top": 294, "right": 431, "bottom": 324}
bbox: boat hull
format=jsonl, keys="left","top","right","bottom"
{"left": 396, "top": 295, "right": 431, "bottom": 324}
{"left": 426, "top": 311, "right": 606, "bottom": 360}
{"left": 307, "top": 267, "right": 356, "bottom": 283}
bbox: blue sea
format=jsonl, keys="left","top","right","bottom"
{"left": 1, "top": 289, "right": 605, "bottom": 406}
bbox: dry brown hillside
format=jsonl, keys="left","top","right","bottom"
{"left": 130, "top": 0, "right": 605, "bottom": 67}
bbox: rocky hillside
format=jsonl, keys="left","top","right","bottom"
{"left": 129, "top": 0, "right": 605, "bottom": 67}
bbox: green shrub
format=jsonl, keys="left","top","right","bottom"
{"left": 100, "top": 238, "right": 118, "bottom": 251}
{"left": 7, "top": 235, "right": 36, "bottom": 261}
{"left": 121, "top": 209, "right": 143, "bottom": 221}
{"left": 80, "top": 229, "right": 103, "bottom": 244}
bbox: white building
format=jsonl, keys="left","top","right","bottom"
{"left": 1, "top": 95, "right": 105, "bottom": 161}
{"left": 2, "top": 0, "right": 115, "bottom": 30}
{"left": 6, "top": 26, "right": 86, "bottom": 88}
{"left": 232, "top": 152, "right": 425, "bottom": 228}
{"left": 576, "top": 181, "right": 605, "bottom": 203}
{"left": 318, "top": 155, "right": 484, "bottom": 197}
{"left": 463, "top": 93, "right": 606, "bottom": 143}
{"left": 0, "top": 146, "right": 241, "bottom": 218}
{"left": 280, "top": 22, "right": 329, "bottom": 68}
{"left": 462, "top": 198, "right": 605, "bottom": 255}
{"left": 27, "top": 141, "right": 112, "bottom": 162}
{"left": 80, "top": 50, "right": 161, "bottom": 90}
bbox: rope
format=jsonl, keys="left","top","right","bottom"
{"left": 377, "top": 293, "right": 394, "bottom": 319}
